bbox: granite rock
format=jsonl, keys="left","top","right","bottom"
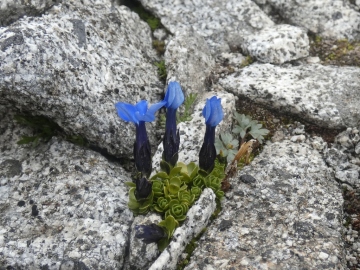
{"left": 149, "top": 188, "right": 216, "bottom": 270}
{"left": 267, "top": 0, "right": 360, "bottom": 41}
{"left": 125, "top": 213, "right": 163, "bottom": 270}
{"left": 325, "top": 127, "right": 360, "bottom": 188}
{"left": 185, "top": 140, "right": 345, "bottom": 269}
{"left": 0, "top": 105, "right": 133, "bottom": 269}
{"left": 0, "top": 0, "right": 163, "bottom": 158}
{"left": 140, "top": 0, "right": 274, "bottom": 53}
{"left": 241, "top": 24, "right": 309, "bottom": 64}
{"left": 165, "top": 28, "right": 215, "bottom": 96}
{"left": 219, "top": 63, "right": 360, "bottom": 129}
{"left": 0, "top": 0, "right": 60, "bottom": 26}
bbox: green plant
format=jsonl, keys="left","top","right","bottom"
{"left": 240, "top": 55, "right": 254, "bottom": 68}
{"left": 232, "top": 112, "right": 269, "bottom": 144}
{"left": 15, "top": 114, "right": 89, "bottom": 147}
{"left": 123, "top": 0, "right": 162, "bottom": 32}
{"left": 155, "top": 60, "right": 167, "bottom": 80}
{"left": 177, "top": 93, "right": 197, "bottom": 123}
{"left": 15, "top": 114, "right": 60, "bottom": 146}
{"left": 214, "top": 133, "right": 239, "bottom": 163}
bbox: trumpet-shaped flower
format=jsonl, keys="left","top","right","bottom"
{"left": 115, "top": 100, "right": 165, "bottom": 125}
{"left": 199, "top": 96, "right": 223, "bottom": 172}
{"left": 115, "top": 100, "right": 165, "bottom": 177}
{"left": 163, "top": 82, "right": 184, "bottom": 166}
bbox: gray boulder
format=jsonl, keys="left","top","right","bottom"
{"left": 219, "top": 63, "right": 360, "bottom": 129}
{"left": 165, "top": 28, "right": 215, "bottom": 96}
{"left": 0, "top": 0, "right": 163, "bottom": 158}
{"left": 0, "top": 105, "right": 133, "bottom": 269}
{"left": 0, "top": 0, "right": 60, "bottom": 26}
{"left": 325, "top": 127, "right": 360, "bottom": 188}
{"left": 267, "top": 0, "right": 360, "bottom": 40}
{"left": 241, "top": 24, "right": 309, "bottom": 64}
{"left": 140, "top": 0, "right": 274, "bottom": 53}
{"left": 185, "top": 139, "right": 345, "bottom": 269}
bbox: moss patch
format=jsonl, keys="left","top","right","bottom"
{"left": 309, "top": 35, "right": 360, "bottom": 66}
{"left": 122, "top": 0, "right": 162, "bottom": 32}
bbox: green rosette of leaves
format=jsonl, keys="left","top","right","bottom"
{"left": 165, "top": 199, "right": 189, "bottom": 222}
{"left": 152, "top": 180, "right": 165, "bottom": 199}
{"left": 127, "top": 184, "right": 154, "bottom": 215}
{"left": 154, "top": 196, "right": 171, "bottom": 213}
{"left": 190, "top": 186, "right": 202, "bottom": 200}
{"left": 178, "top": 190, "right": 195, "bottom": 206}
{"left": 192, "top": 174, "right": 205, "bottom": 189}
{"left": 164, "top": 176, "right": 187, "bottom": 199}
{"left": 177, "top": 162, "right": 199, "bottom": 184}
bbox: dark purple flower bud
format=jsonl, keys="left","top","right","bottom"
{"left": 163, "top": 108, "right": 180, "bottom": 166}
{"left": 135, "top": 224, "right": 167, "bottom": 244}
{"left": 199, "top": 125, "right": 217, "bottom": 172}
{"left": 135, "top": 177, "right": 153, "bottom": 200}
{"left": 134, "top": 121, "right": 152, "bottom": 177}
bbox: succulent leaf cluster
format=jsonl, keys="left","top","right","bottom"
{"left": 215, "top": 112, "right": 269, "bottom": 163}
{"left": 233, "top": 112, "right": 269, "bottom": 143}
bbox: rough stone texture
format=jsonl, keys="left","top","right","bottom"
{"left": 325, "top": 127, "right": 360, "bottom": 188}
{"left": 125, "top": 213, "right": 162, "bottom": 270}
{"left": 140, "top": 0, "right": 274, "bottom": 53}
{"left": 0, "top": 105, "right": 133, "bottom": 269}
{"left": 241, "top": 24, "right": 309, "bottom": 64}
{"left": 267, "top": 0, "right": 360, "bottom": 41}
{"left": 152, "top": 90, "right": 235, "bottom": 173}
{"left": 149, "top": 188, "right": 216, "bottom": 270}
{"left": 0, "top": 0, "right": 60, "bottom": 26}
{"left": 165, "top": 28, "right": 215, "bottom": 96}
{"left": 219, "top": 63, "right": 360, "bottom": 129}
{"left": 0, "top": 0, "right": 163, "bottom": 158}
{"left": 185, "top": 140, "right": 345, "bottom": 269}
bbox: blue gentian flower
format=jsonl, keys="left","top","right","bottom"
{"left": 163, "top": 82, "right": 184, "bottom": 166}
{"left": 135, "top": 224, "right": 167, "bottom": 244}
{"left": 199, "top": 96, "right": 223, "bottom": 172}
{"left": 115, "top": 100, "right": 165, "bottom": 177}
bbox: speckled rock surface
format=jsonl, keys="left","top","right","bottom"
{"left": 149, "top": 188, "right": 216, "bottom": 270}
{"left": 0, "top": 0, "right": 163, "bottom": 158}
{"left": 267, "top": 0, "right": 360, "bottom": 41}
{"left": 152, "top": 90, "right": 235, "bottom": 172}
{"left": 0, "top": 0, "right": 60, "bottom": 26}
{"left": 241, "top": 24, "right": 309, "bottom": 64}
{"left": 219, "top": 63, "right": 360, "bottom": 129}
{"left": 185, "top": 140, "right": 345, "bottom": 269}
{"left": 140, "top": 0, "right": 274, "bottom": 53}
{"left": 165, "top": 28, "right": 215, "bottom": 95}
{"left": 325, "top": 128, "right": 360, "bottom": 188}
{"left": 125, "top": 213, "right": 162, "bottom": 270}
{"left": 0, "top": 105, "right": 133, "bottom": 269}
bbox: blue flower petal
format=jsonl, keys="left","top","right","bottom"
{"left": 147, "top": 100, "right": 166, "bottom": 116}
{"left": 115, "top": 102, "right": 139, "bottom": 124}
{"left": 164, "top": 81, "right": 184, "bottom": 109}
{"left": 135, "top": 100, "right": 148, "bottom": 116}
{"left": 202, "top": 96, "right": 223, "bottom": 127}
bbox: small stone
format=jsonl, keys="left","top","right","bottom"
{"left": 319, "top": 252, "right": 329, "bottom": 260}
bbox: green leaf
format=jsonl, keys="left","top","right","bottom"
{"left": 125, "top": 182, "right": 136, "bottom": 188}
